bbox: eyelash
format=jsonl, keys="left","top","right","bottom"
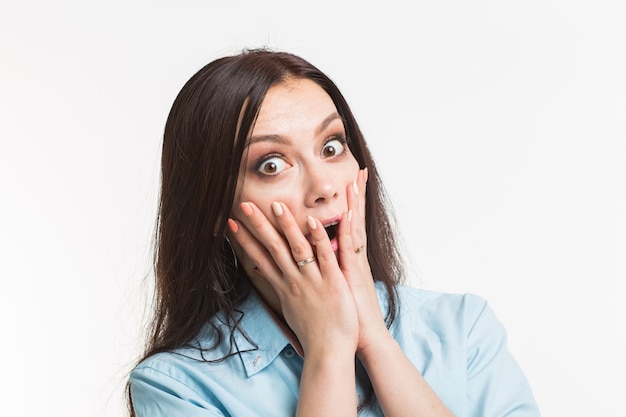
{"left": 321, "top": 135, "right": 348, "bottom": 156}
{"left": 253, "top": 134, "right": 350, "bottom": 177}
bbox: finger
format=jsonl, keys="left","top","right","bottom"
{"left": 346, "top": 170, "right": 367, "bottom": 251}
{"left": 347, "top": 169, "right": 367, "bottom": 224}
{"left": 359, "top": 167, "right": 368, "bottom": 215}
{"left": 306, "top": 215, "right": 342, "bottom": 277}
{"left": 238, "top": 201, "right": 297, "bottom": 265}
{"left": 270, "top": 202, "right": 316, "bottom": 272}
{"left": 337, "top": 209, "right": 357, "bottom": 261}
{"left": 238, "top": 201, "right": 283, "bottom": 245}
{"left": 227, "top": 218, "right": 283, "bottom": 283}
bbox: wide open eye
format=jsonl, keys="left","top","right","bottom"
{"left": 321, "top": 138, "right": 346, "bottom": 159}
{"left": 257, "top": 156, "right": 288, "bottom": 175}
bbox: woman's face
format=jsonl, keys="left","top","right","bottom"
{"left": 231, "top": 78, "right": 360, "bottom": 268}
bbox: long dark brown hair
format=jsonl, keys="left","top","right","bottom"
{"left": 127, "top": 48, "right": 405, "bottom": 414}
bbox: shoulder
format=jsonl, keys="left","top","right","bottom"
{"left": 380, "top": 284, "right": 502, "bottom": 348}
{"left": 383, "top": 284, "right": 490, "bottom": 328}
{"left": 393, "top": 284, "right": 485, "bottom": 310}
{"left": 129, "top": 313, "right": 247, "bottom": 390}
{"left": 130, "top": 333, "right": 240, "bottom": 389}
{"left": 129, "top": 329, "right": 249, "bottom": 415}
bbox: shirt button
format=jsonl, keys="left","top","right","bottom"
{"left": 283, "top": 348, "right": 295, "bottom": 358}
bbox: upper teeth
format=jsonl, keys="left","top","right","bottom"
{"left": 324, "top": 221, "right": 338, "bottom": 228}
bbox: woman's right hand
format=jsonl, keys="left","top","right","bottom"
{"left": 228, "top": 201, "right": 359, "bottom": 357}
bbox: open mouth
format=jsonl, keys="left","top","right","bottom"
{"left": 306, "top": 219, "right": 340, "bottom": 253}
{"left": 324, "top": 221, "right": 339, "bottom": 241}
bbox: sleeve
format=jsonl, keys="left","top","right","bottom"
{"left": 129, "top": 365, "right": 226, "bottom": 417}
{"left": 465, "top": 296, "right": 541, "bottom": 417}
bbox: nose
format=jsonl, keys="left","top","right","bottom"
{"left": 304, "top": 164, "right": 339, "bottom": 207}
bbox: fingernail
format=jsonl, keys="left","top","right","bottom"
{"left": 241, "top": 202, "right": 253, "bottom": 217}
{"left": 353, "top": 180, "right": 358, "bottom": 195}
{"left": 227, "top": 218, "right": 239, "bottom": 233}
{"left": 271, "top": 201, "right": 283, "bottom": 216}
{"left": 364, "top": 167, "right": 368, "bottom": 183}
{"left": 307, "top": 215, "right": 317, "bottom": 230}
{"left": 348, "top": 209, "right": 353, "bottom": 222}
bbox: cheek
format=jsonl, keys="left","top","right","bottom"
{"left": 258, "top": 190, "right": 301, "bottom": 219}
{"left": 340, "top": 156, "right": 360, "bottom": 184}
{"left": 232, "top": 184, "right": 302, "bottom": 224}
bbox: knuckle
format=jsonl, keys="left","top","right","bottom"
{"left": 266, "top": 239, "right": 283, "bottom": 254}
{"left": 290, "top": 243, "right": 308, "bottom": 257}
{"left": 317, "top": 250, "right": 335, "bottom": 263}
{"left": 313, "top": 235, "right": 326, "bottom": 245}
{"left": 249, "top": 215, "right": 265, "bottom": 228}
{"left": 289, "top": 282, "right": 301, "bottom": 296}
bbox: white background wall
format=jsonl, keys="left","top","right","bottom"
{"left": 1, "top": 1, "right": 624, "bottom": 416}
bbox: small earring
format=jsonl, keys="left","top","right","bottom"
{"left": 224, "top": 236, "right": 239, "bottom": 270}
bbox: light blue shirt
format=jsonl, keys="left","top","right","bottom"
{"left": 130, "top": 283, "right": 540, "bottom": 416}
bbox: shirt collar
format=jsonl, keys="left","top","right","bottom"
{"left": 232, "top": 289, "right": 301, "bottom": 377}
{"left": 231, "top": 282, "right": 389, "bottom": 378}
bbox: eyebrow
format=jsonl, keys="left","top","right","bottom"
{"left": 246, "top": 112, "right": 342, "bottom": 148}
{"left": 316, "top": 112, "right": 342, "bottom": 135}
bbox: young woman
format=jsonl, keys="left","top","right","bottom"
{"left": 128, "top": 49, "right": 540, "bottom": 416}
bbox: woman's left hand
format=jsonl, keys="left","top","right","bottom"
{"left": 339, "top": 168, "right": 393, "bottom": 357}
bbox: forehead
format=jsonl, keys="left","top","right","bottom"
{"left": 251, "top": 78, "right": 339, "bottom": 136}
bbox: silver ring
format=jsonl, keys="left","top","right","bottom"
{"left": 296, "top": 256, "right": 316, "bottom": 267}
{"left": 354, "top": 246, "right": 365, "bottom": 254}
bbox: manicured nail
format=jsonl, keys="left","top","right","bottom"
{"left": 271, "top": 201, "right": 283, "bottom": 216}
{"left": 363, "top": 167, "right": 368, "bottom": 183}
{"left": 348, "top": 209, "right": 353, "bottom": 222}
{"left": 227, "top": 218, "right": 239, "bottom": 233}
{"left": 307, "top": 215, "right": 317, "bottom": 230}
{"left": 353, "top": 180, "right": 358, "bottom": 195}
{"left": 241, "top": 202, "right": 253, "bottom": 217}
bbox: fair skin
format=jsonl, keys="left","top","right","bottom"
{"left": 227, "top": 78, "right": 454, "bottom": 417}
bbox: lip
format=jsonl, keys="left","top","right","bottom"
{"left": 321, "top": 215, "right": 342, "bottom": 230}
